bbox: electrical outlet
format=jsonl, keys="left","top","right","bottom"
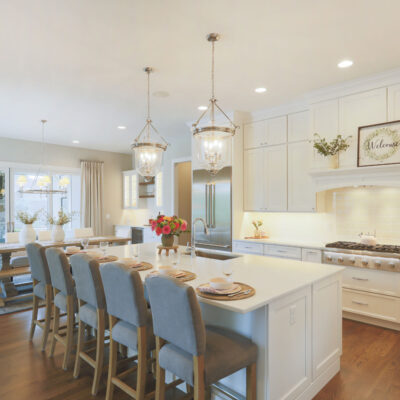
{"left": 289, "top": 305, "right": 296, "bottom": 325}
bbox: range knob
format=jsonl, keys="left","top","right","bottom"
{"left": 326, "top": 256, "right": 333, "bottom": 262}
{"left": 389, "top": 261, "right": 396, "bottom": 268}
{"left": 374, "top": 260, "right": 381, "bottom": 267}
{"left": 350, "top": 258, "right": 356, "bottom": 264}
{"left": 362, "top": 259, "right": 369, "bottom": 266}
{"left": 338, "top": 257, "right": 344, "bottom": 263}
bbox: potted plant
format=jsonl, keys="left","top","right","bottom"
{"left": 48, "top": 210, "right": 74, "bottom": 242}
{"left": 16, "top": 210, "right": 40, "bottom": 244}
{"left": 252, "top": 220, "right": 263, "bottom": 238}
{"left": 150, "top": 215, "right": 188, "bottom": 247}
{"left": 312, "top": 133, "right": 351, "bottom": 169}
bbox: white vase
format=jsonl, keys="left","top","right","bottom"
{"left": 329, "top": 153, "right": 339, "bottom": 169}
{"left": 19, "top": 224, "right": 36, "bottom": 245}
{"left": 52, "top": 225, "right": 65, "bottom": 242}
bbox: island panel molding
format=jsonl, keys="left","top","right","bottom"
{"left": 358, "top": 120, "right": 400, "bottom": 167}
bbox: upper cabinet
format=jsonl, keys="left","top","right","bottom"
{"left": 339, "top": 88, "right": 387, "bottom": 168}
{"left": 288, "top": 111, "right": 310, "bottom": 142}
{"left": 244, "top": 116, "right": 287, "bottom": 149}
{"left": 123, "top": 170, "right": 139, "bottom": 209}
{"left": 388, "top": 83, "right": 400, "bottom": 121}
{"left": 244, "top": 148, "right": 264, "bottom": 211}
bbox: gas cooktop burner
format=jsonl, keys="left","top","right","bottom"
{"left": 326, "top": 241, "right": 400, "bottom": 254}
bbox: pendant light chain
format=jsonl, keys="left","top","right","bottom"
{"left": 211, "top": 40, "right": 215, "bottom": 123}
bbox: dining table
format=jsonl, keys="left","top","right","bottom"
{"left": 0, "top": 236, "right": 131, "bottom": 306}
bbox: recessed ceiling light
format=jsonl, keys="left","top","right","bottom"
{"left": 117, "top": 126, "right": 127, "bottom": 130}
{"left": 255, "top": 87, "right": 267, "bottom": 93}
{"left": 72, "top": 140, "right": 80, "bottom": 144}
{"left": 338, "top": 60, "right": 353, "bottom": 68}
{"left": 198, "top": 105, "right": 208, "bottom": 111}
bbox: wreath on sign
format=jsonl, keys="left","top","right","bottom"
{"left": 362, "top": 127, "right": 400, "bottom": 161}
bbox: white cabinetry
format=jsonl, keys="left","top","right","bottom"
{"left": 244, "top": 116, "right": 287, "bottom": 149}
{"left": 264, "top": 244, "right": 302, "bottom": 260}
{"left": 268, "top": 115, "right": 287, "bottom": 145}
{"left": 388, "top": 83, "right": 400, "bottom": 121}
{"left": 339, "top": 88, "right": 387, "bottom": 167}
{"left": 232, "top": 241, "right": 263, "bottom": 255}
{"left": 288, "top": 141, "right": 315, "bottom": 211}
{"left": 122, "top": 170, "right": 138, "bottom": 209}
{"left": 244, "top": 148, "right": 264, "bottom": 211}
{"left": 302, "top": 248, "right": 322, "bottom": 263}
{"left": 288, "top": 111, "right": 310, "bottom": 142}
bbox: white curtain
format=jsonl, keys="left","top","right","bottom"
{"left": 80, "top": 160, "right": 104, "bottom": 235}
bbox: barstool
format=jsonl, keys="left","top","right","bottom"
{"left": 70, "top": 253, "right": 107, "bottom": 395}
{"left": 145, "top": 275, "right": 258, "bottom": 400}
{"left": 45, "top": 247, "right": 77, "bottom": 370}
{"left": 26, "top": 243, "right": 53, "bottom": 351}
{"left": 99, "top": 262, "right": 155, "bottom": 400}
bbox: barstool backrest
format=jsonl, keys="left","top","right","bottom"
{"left": 70, "top": 253, "right": 106, "bottom": 310}
{"left": 99, "top": 262, "right": 147, "bottom": 327}
{"left": 145, "top": 275, "right": 206, "bottom": 356}
{"left": 45, "top": 247, "right": 75, "bottom": 296}
{"left": 26, "top": 243, "right": 51, "bottom": 284}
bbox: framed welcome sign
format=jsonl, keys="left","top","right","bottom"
{"left": 357, "top": 120, "right": 400, "bottom": 167}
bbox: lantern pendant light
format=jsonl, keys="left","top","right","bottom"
{"left": 131, "top": 67, "right": 168, "bottom": 179}
{"left": 192, "top": 33, "right": 237, "bottom": 175}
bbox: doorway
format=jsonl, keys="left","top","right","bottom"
{"left": 173, "top": 160, "right": 192, "bottom": 246}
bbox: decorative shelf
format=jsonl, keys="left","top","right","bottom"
{"left": 139, "top": 178, "right": 155, "bottom": 186}
{"left": 139, "top": 194, "right": 155, "bottom": 199}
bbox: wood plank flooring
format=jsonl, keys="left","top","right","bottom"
{"left": 1, "top": 309, "right": 400, "bottom": 399}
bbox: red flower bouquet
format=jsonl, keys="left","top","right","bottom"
{"left": 150, "top": 215, "right": 188, "bottom": 247}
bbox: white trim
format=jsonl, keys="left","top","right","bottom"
{"left": 0, "top": 160, "right": 80, "bottom": 174}
{"left": 170, "top": 156, "right": 192, "bottom": 216}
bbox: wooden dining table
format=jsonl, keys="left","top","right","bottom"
{"left": 0, "top": 236, "right": 131, "bottom": 306}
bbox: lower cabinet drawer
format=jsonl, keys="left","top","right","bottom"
{"left": 232, "top": 241, "right": 264, "bottom": 255}
{"left": 264, "top": 244, "right": 302, "bottom": 259}
{"left": 343, "top": 289, "right": 400, "bottom": 323}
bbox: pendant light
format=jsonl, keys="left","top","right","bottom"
{"left": 18, "top": 120, "right": 69, "bottom": 195}
{"left": 192, "top": 33, "right": 237, "bottom": 175}
{"left": 131, "top": 67, "right": 168, "bottom": 179}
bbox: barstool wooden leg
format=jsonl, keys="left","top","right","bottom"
{"left": 62, "top": 295, "right": 74, "bottom": 370}
{"left": 73, "top": 303, "right": 85, "bottom": 378}
{"left": 155, "top": 337, "right": 166, "bottom": 400}
{"left": 41, "top": 284, "right": 53, "bottom": 351}
{"left": 91, "top": 309, "right": 105, "bottom": 395}
{"left": 30, "top": 291, "right": 39, "bottom": 340}
{"left": 246, "top": 362, "right": 257, "bottom": 400}
{"left": 50, "top": 303, "right": 60, "bottom": 357}
{"left": 193, "top": 355, "right": 205, "bottom": 400}
{"left": 137, "top": 327, "right": 147, "bottom": 400}
{"left": 106, "top": 316, "right": 118, "bottom": 400}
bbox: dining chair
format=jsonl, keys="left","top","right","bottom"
{"left": 70, "top": 253, "right": 107, "bottom": 395}
{"left": 100, "top": 261, "right": 156, "bottom": 400}
{"left": 45, "top": 247, "right": 78, "bottom": 370}
{"left": 145, "top": 275, "right": 258, "bottom": 400}
{"left": 74, "top": 227, "right": 94, "bottom": 238}
{"left": 5, "top": 232, "right": 29, "bottom": 268}
{"left": 38, "top": 230, "right": 52, "bottom": 241}
{"left": 26, "top": 243, "right": 53, "bottom": 351}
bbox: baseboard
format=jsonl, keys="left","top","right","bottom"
{"left": 343, "top": 312, "right": 400, "bottom": 331}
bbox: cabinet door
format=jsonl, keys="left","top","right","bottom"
{"left": 288, "top": 111, "right": 310, "bottom": 142}
{"left": 339, "top": 88, "right": 387, "bottom": 167}
{"left": 264, "top": 145, "right": 287, "bottom": 211}
{"left": 267, "top": 115, "right": 287, "bottom": 145}
{"left": 301, "top": 248, "right": 322, "bottom": 263}
{"left": 388, "top": 83, "right": 400, "bottom": 121}
{"left": 123, "top": 171, "right": 138, "bottom": 209}
{"left": 244, "top": 120, "right": 267, "bottom": 149}
{"left": 288, "top": 141, "right": 315, "bottom": 212}
{"left": 244, "top": 148, "right": 264, "bottom": 211}
{"left": 310, "top": 99, "right": 339, "bottom": 169}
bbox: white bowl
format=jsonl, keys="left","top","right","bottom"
{"left": 209, "top": 277, "right": 233, "bottom": 291}
{"left": 159, "top": 266, "right": 174, "bottom": 276}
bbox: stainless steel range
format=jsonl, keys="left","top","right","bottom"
{"left": 323, "top": 241, "right": 400, "bottom": 272}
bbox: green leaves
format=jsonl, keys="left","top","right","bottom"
{"left": 312, "top": 133, "right": 351, "bottom": 156}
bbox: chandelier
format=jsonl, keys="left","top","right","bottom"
{"left": 18, "top": 120, "right": 69, "bottom": 195}
{"left": 131, "top": 67, "right": 168, "bottom": 179}
{"left": 192, "top": 33, "right": 237, "bottom": 175}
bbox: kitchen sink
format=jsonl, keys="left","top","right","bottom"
{"left": 194, "top": 250, "right": 241, "bottom": 261}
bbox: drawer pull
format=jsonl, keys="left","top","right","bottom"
{"left": 352, "top": 277, "right": 369, "bottom": 281}
{"left": 277, "top": 250, "right": 288, "bottom": 253}
{"left": 352, "top": 300, "right": 368, "bottom": 306}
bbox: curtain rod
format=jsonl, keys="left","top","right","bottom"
{"left": 80, "top": 160, "right": 104, "bottom": 164}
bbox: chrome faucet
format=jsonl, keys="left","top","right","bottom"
{"left": 191, "top": 218, "right": 209, "bottom": 256}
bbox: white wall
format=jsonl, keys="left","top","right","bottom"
{"left": 0, "top": 137, "right": 132, "bottom": 235}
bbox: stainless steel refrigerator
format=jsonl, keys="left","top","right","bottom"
{"left": 192, "top": 166, "right": 232, "bottom": 251}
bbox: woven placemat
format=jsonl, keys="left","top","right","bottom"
{"left": 148, "top": 270, "right": 196, "bottom": 282}
{"left": 196, "top": 282, "right": 255, "bottom": 301}
{"left": 97, "top": 255, "right": 119, "bottom": 264}
{"left": 130, "top": 261, "right": 153, "bottom": 272}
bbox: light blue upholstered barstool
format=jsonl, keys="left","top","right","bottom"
{"left": 145, "top": 275, "right": 258, "bottom": 400}
{"left": 100, "top": 262, "right": 156, "bottom": 400}
{"left": 70, "top": 253, "right": 107, "bottom": 396}
{"left": 26, "top": 243, "right": 53, "bottom": 351}
{"left": 45, "top": 247, "right": 77, "bottom": 370}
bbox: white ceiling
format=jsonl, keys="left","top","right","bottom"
{"left": 1, "top": 0, "right": 400, "bottom": 154}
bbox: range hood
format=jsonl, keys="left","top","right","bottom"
{"left": 310, "top": 164, "right": 400, "bottom": 191}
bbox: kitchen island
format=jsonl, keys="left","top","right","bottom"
{"left": 105, "top": 243, "right": 344, "bottom": 400}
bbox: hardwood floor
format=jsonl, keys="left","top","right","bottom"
{"left": 1, "top": 309, "right": 400, "bottom": 399}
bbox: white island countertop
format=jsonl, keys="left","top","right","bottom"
{"left": 105, "top": 242, "right": 343, "bottom": 314}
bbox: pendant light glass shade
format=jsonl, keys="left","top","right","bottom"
{"left": 192, "top": 33, "right": 237, "bottom": 175}
{"left": 131, "top": 67, "right": 168, "bottom": 179}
